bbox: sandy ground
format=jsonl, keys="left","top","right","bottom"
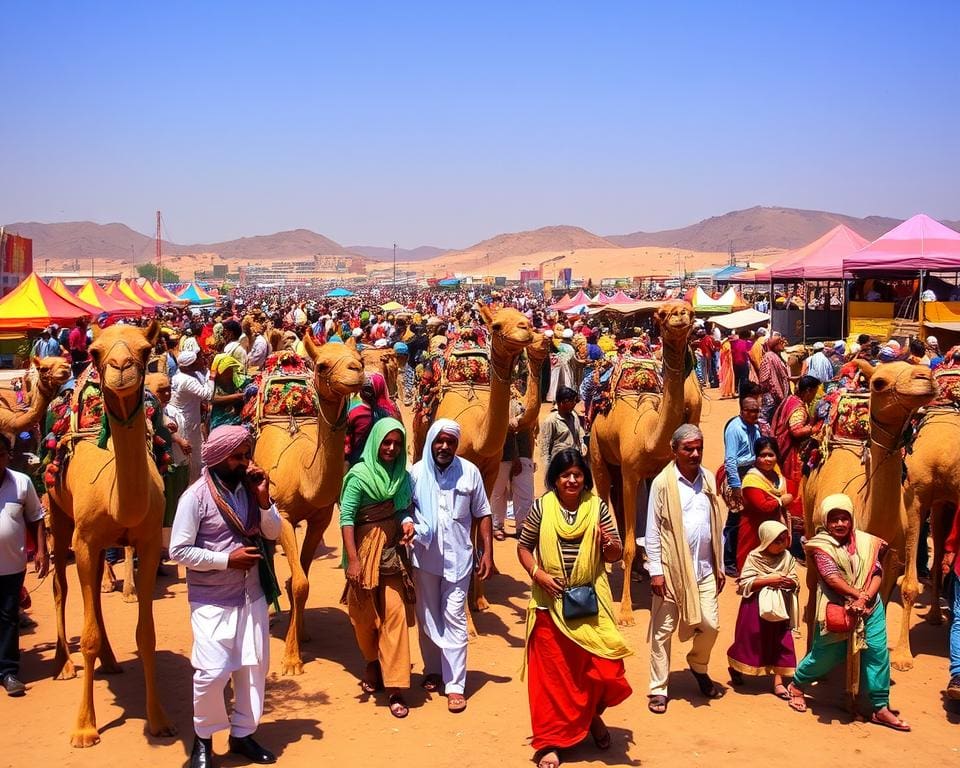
{"left": 5, "top": 394, "right": 960, "bottom": 768}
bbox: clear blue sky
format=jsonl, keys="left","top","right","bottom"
{"left": 3, "top": 1, "right": 958, "bottom": 248}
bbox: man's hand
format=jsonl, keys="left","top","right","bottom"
{"left": 345, "top": 557, "right": 362, "bottom": 585}
{"left": 510, "top": 458, "right": 522, "bottom": 478}
{"left": 717, "top": 573, "right": 726, "bottom": 594}
{"left": 650, "top": 575, "right": 668, "bottom": 598}
{"left": 943, "top": 551, "right": 956, "bottom": 577}
{"left": 476, "top": 551, "right": 494, "bottom": 581}
{"left": 246, "top": 462, "right": 271, "bottom": 508}
{"left": 227, "top": 545, "right": 261, "bottom": 570}
{"left": 400, "top": 521, "right": 415, "bottom": 546}
{"left": 731, "top": 488, "right": 743, "bottom": 505}
{"left": 34, "top": 533, "right": 49, "bottom": 578}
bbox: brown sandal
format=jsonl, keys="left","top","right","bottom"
{"left": 421, "top": 673, "right": 443, "bottom": 693}
{"left": 447, "top": 693, "right": 467, "bottom": 713}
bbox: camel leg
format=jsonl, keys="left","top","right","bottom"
{"left": 70, "top": 542, "right": 104, "bottom": 747}
{"left": 101, "top": 560, "right": 118, "bottom": 593}
{"left": 928, "top": 504, "right": 952, "bottom": 625}
{"left": 279, "top": 518, "right": 307, "bottom": 676}
{"left": 617, "top": 469, "right": 641, "bottom": 626}
{"left": 891, "top": 492, "right": 923, "bottom": 671}
{"left": 295, "top": 515, "right": 330, "bottom": 643}
{"left": 91, "top": 558, "right": 122, "bottom": 674}
{"left": 132, "top": 535, "right": 176, "bottom": 738}
{"left": 471, "top": 517, "right": 490, "bottom": 612}
{"left": 50, "top": 507, "right": 77, "bottom": 680}
{"left": 121, "top": 545, "right": 137, "bottom": 603}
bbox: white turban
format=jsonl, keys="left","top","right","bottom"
{"left": 177, "top": 350, "right": 197, "bottom": 367}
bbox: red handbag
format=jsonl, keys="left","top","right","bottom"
{"left": 825, "top": 602, "right": 855, "bottom": 633}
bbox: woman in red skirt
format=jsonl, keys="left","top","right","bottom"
{"left": 517, "top": 449, "right": 632, "bottom": 768}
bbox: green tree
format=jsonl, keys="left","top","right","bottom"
{"left": 136, "top": 263, "right": 180, "bottom": 283}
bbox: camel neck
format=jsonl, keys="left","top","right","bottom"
{"left": 106, "top": 398, "right": 154, "bottom": 528}
{"left": 649, "top": 338, "right": 688, "bottom": 451}
{"left": 475, "top": 349, "right": 516, "bottom": 459}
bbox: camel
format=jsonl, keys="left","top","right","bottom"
{"left": 894, "top": 400, "right": 960, "bottom": 670}
{"left": 0, "top": 356, "right": 71, "bottom": 432}
{"left": 360, "top": 346, "right": 399, "bottom": 400}
{"left": 800, "top": 362, "right": 935, "bottom": 694}
{"left": 431, "top": 305, "right": 536, "bottom": 612}
{"left": 253, "top": 336, "right": 364, "bottom": 675}
{"left": 589, "top": 300, "right": 697, "bottom": 626}
{"left": 46, "top": 321, "right": 175, "bottom": 747}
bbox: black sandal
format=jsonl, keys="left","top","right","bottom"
{"left": 648, "top": 695, "right": 668, "bottom": 714}
{"left": 388, "top": 693, "right": 409, "bottom": 719}
{"left": 533, "top": 747, "right": 561, "bottom": 768}
{"left": 690, "top": 669, "right": 724, "bottom": 699}
{"left": 421, "top": 673, "right": 443, "bottom": 693}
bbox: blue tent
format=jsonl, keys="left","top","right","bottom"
{"left": 437, "top": 278, "right": 461, "bottom": 288}
{"left": 712, "top": 265, "right": 748, "bottom": 280}
{"left": 326, "top": 287, "right": 355, "bottom": 297}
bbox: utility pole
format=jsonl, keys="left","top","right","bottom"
{"left": 156, "top": 210, "right": 162, "bottom": 282}
{"left": 393, "top": 242, "right": 397, "bottom": 290}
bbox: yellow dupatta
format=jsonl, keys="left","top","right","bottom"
{"left": 521, "top": 492, "right": 631, "bottom": 679}
{"left": 741, "top": 466, "right": 786, "bottom": 498}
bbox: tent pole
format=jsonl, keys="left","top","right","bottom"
{"left": 802, "top": 280, "right": 807, "bottom": 347}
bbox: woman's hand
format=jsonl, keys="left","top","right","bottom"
{"left": 345, "top": 558, "right": 362, "bottom": 585}
{"left": 780, "top": 493, "right": 794, "bottom": 508}
{"left": 776, "top": 575, "right": 797, "bottom": 590}
{"left": 400, "top": 521, "right": 415, "bottom": 545}
{"left": 534, "top": 570, "right": 565, "bottom": 599}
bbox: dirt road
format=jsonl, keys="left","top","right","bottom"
{"left": 6, "top": 394, "right": 960, "bottom": 767}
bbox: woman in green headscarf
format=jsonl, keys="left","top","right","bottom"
{"left": 339, "top": 416, "right": 416, "bottom": 718}
{"left": 209, "top": 352, "right": 250, "bottom": 428}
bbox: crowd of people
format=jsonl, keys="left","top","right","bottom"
{"left": 5, "top": 283, "right": 960, "bottom": 768}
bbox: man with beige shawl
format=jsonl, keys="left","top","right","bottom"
{"left": 645, "top": 424, "right": 726, "bottom": 713}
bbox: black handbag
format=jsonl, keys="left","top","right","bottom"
{"left": 557, "top": 537, "right": 599, "bottom": 621}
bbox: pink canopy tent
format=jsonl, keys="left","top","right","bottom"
{"left": 550, "top": 293, "right": 573, "bottom": 310}
{"left": 609, "top": 290, "right": 635, "bottom": 304}
{"left": 843, "top": 214, "right": 960, "bottom": 273}
{"left": 592, "top": 293, "right": 611, "bottom": 304}
{"left": 769, "top": 225, "right": 870, "bottom": 280}
{"left": 553, "top": 290, "right": 591, "bottom": 310}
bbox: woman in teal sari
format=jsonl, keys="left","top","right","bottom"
{"left": 340, "top": 416, "right": 416, "bottom": 718}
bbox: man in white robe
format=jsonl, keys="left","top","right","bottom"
{"left": 170, "top": 426, "right": 282, "bottom": 768}
{"left": 408, "top": 419, "right": 493, "bottom": 713}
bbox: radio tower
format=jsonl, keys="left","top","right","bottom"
{"left": 156, "top": 210, "right": 162, "bottom": 281}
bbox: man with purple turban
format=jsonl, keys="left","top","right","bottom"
{"left": 406, "top": 419, "right": 493, "bottom": 713}
{"left": 169, "top": 425, "right": 282, "bottom": 768}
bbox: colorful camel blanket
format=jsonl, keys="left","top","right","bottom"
{"left": 42, "top": 368, "right": 173, "bottom": 489}
{"left": 802, "top": 390, "right": 871, "bottom": 474}
{"left": 240, "top": 350, "right": 320, "bottom": 425}
{"left": 932, "top": 368, "right": 960, "bottom": 406}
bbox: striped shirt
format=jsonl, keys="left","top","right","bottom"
{"left": 518, "top": 494, "right": 620, "bottom": 574}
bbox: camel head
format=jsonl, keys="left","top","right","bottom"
{"left": 477, "top": 304, "right": 534, "bottom": 358}
{"left": 303, "top": 332, "right": 364, "bottom": 401}
{"left": 242, "top": 312, "right": 266, "bottom": 339}
{"left": 88, "top": 321, "right": 160, "bottom": 420}
{"left": 654, "top": 300, "right": 695, "bottom": 345}
{"left": 526, "top": 332, "right": 551, "bottom": 368}
{"left": 32, "top": 355, "right": 71, "bottom": 397}
{"left": 869, "top": 361, "right": 935, "bottom": 428}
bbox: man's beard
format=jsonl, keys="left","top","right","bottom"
{"left": 215, "top": 465, "right": 246, "bottom": 487}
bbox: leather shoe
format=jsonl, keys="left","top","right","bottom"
{"left": 2, "top": 674, "right": 26, "bottom": 696}
{"left": 228, "top": 734, "right": 276, "bottom": 764}
{"left": 189, "top": 736, "right": 213, "bottom": 768}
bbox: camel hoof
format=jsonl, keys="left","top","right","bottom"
{"left": 148, "top": 718, "right": 178, "bottom": 738}
{"left": 891, "top": 656, "right": 914, "bottom": 673}
{"left": 101, "top": 581, "right": 118, "bottom": 594}
{"left": 121, "top": 591, "right": 138, "bottom": 604}
{"left": 617, "top": 614, "right": 636, "bottom": 627}
{"left": 473, "top": 596, "right": 490, "bottom": 612}
{"left": 99, "top": 660, "right": 123, "bottom": 675}
{"left": 70, "top": 727, "right": 101, "bottom": 748}
{"left": 54, "top": 660, "right": 78, "bottom": 680}
{"left": 280, "top": 659, "right": 304, "bottom": 676}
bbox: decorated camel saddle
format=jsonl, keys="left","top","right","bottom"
{"left": 42, "top": 366, "right": 172, "bottom": 489}
{"left": 588, "top": 346, "right": 663, "bottom": 420}
{"left": 240, "top": 350, "right": 320, "bottom": 435}
{"left": 930, "top": 366, "right": 960, "bottom": 406}
{"left": 803, "top": 389, "right": 871, "bottom": 473}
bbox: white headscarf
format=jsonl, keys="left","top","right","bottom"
{"left": 413, "top": 419, "right": 462, "bottom": 548}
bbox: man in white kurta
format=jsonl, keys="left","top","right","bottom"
{"left": 408, "top": 419, "right": 493, "bottom": 712}
{"left": 170, "top": 350, "right": 214, "bottom": 482}
{"left": 169, "top": 426, "right": 281, "bottom": 768}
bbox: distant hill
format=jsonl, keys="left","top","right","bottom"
{"left": 2, "top": 221, "right": 173, "bottom": 264}
{"left": 347, "top": 245, "right": 449, "bottom": 262}
{"left": 606, "top": 206, "right": 952, "bottom": 252}
{"left": 450, "top": 225, "right": 620, "bottom": 260}
{"left": 181, "top": 229, "right": 352, "bottom": 260}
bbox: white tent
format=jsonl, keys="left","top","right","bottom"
{"left": 710, "top": 308, "right": 770, "bottom": 330}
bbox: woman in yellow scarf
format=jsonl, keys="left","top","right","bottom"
{"left": 517, "top": 449, "right": 631, "bottom": 768}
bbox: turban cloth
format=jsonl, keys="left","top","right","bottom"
{"left": 202, "top": 425, "right": 251, "bottom": 467}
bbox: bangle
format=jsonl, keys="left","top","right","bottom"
{"left": 530, "top": 565, "right": 539, "bottom": 580}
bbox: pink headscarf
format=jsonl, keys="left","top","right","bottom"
{"left": 201, "top": 425, "right": 251, "bottom": 467}
{"left": 365, "top": 372, "right": 399, "bottom": 419}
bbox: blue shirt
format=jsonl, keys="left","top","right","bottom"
{"left": 723, "top": 416, "right": 759, "bottom": 489}
{"left": 806, "top": 351, "right": 834, "bottom": 383}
